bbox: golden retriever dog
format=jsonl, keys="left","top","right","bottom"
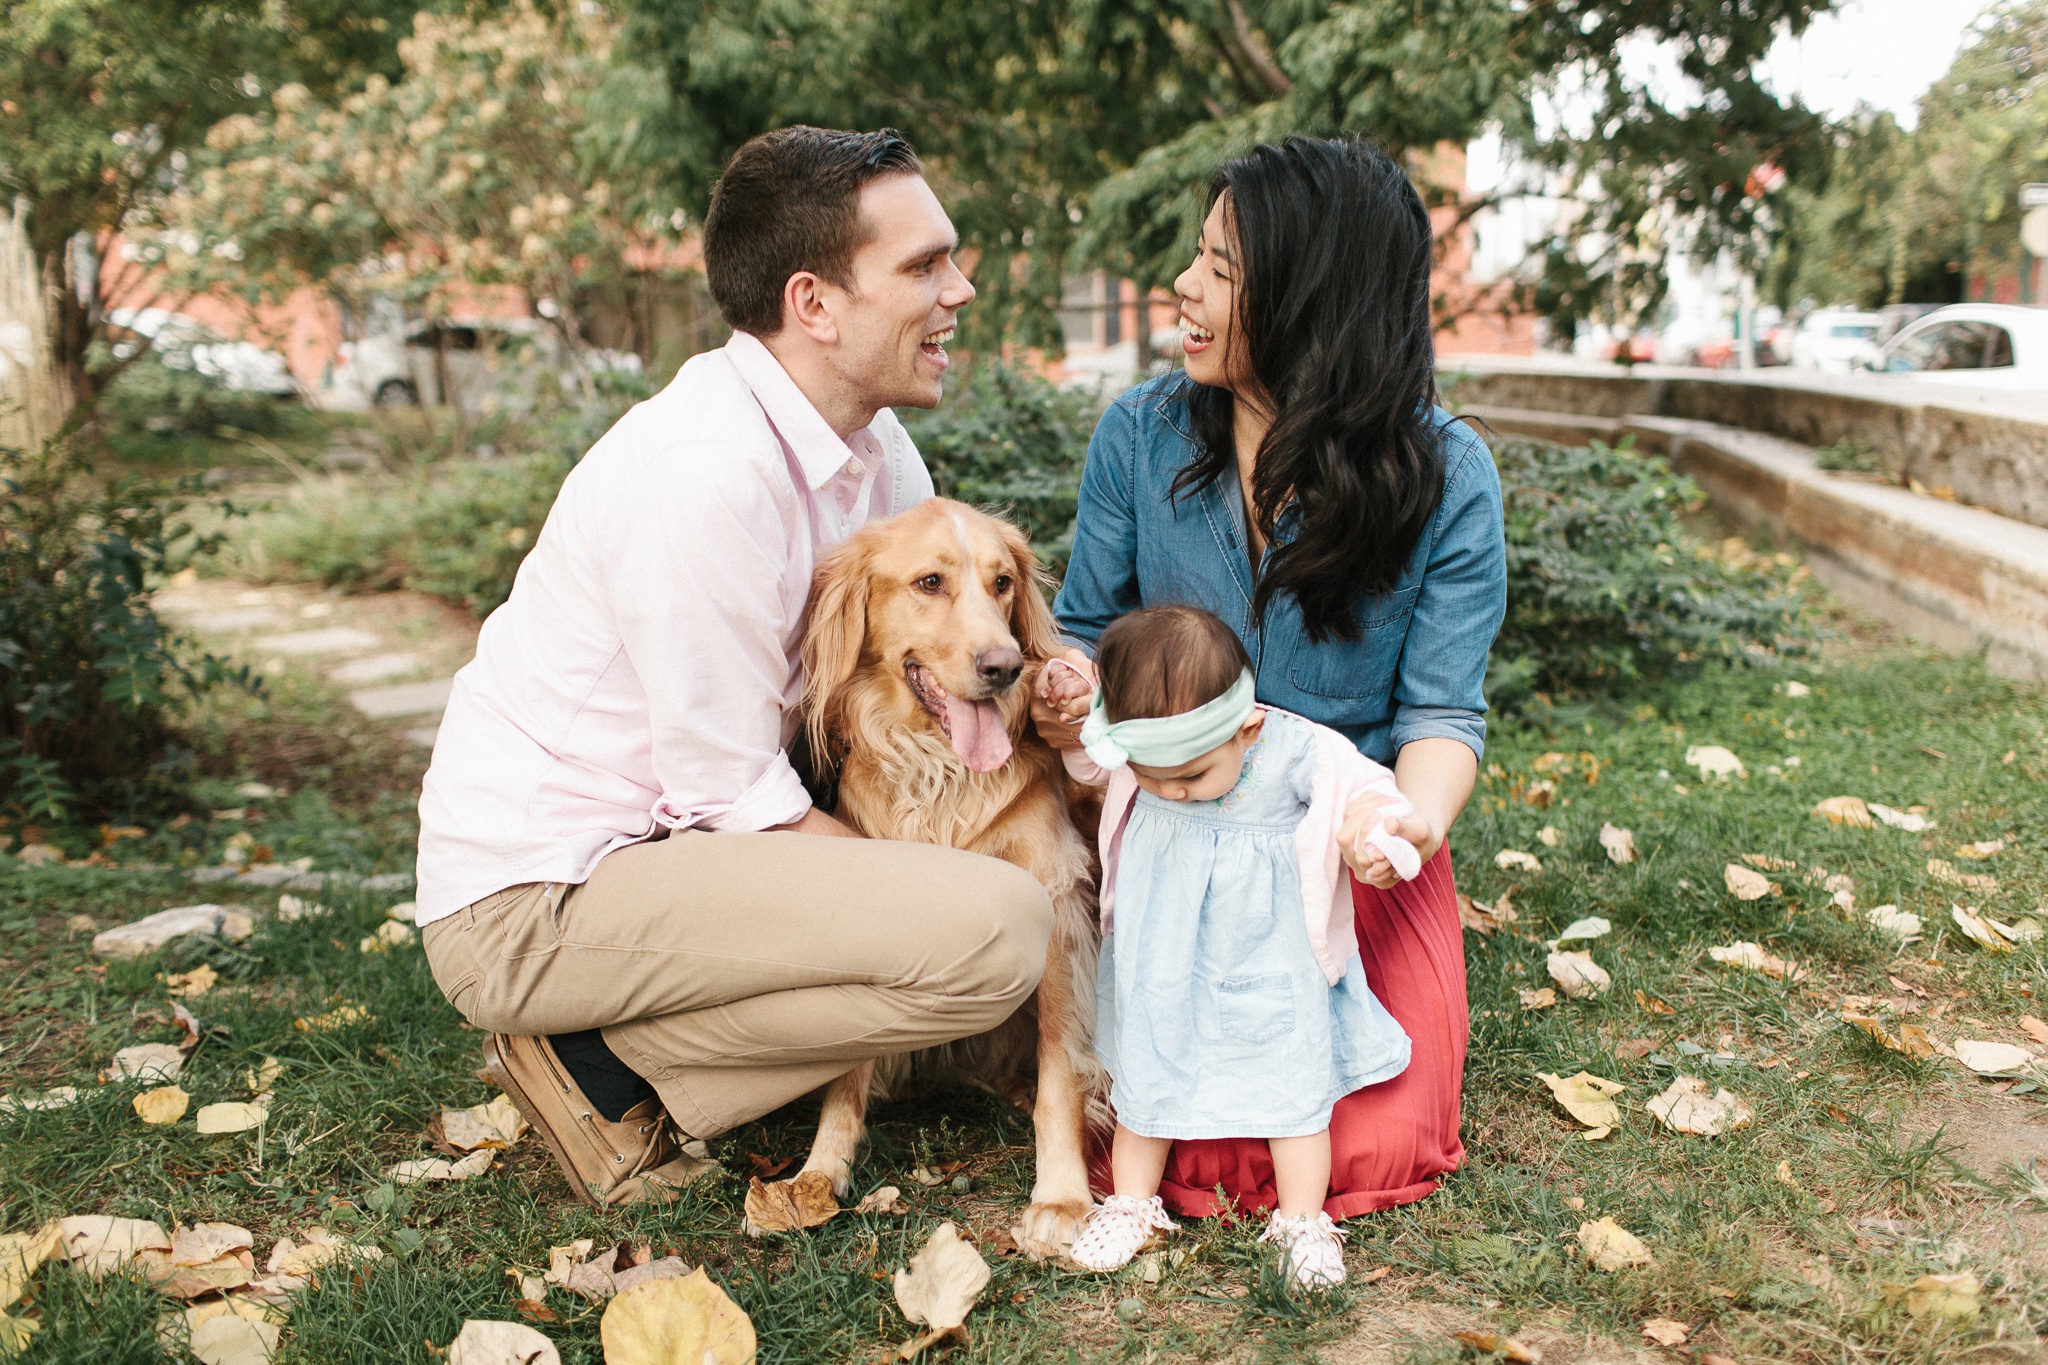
{"left": 789, "top": 496, "right": 1104, "bottom": 1260}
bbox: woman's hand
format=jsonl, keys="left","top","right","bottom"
{"left": 1339, "top": 790, "right": 1441, "bottom": 889}
{"left": 1030, "top": 649, "right": 1096, "bottom": 752}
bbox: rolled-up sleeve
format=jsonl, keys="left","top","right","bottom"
{"left": 1390, "top": 424, "right": 1506, "bottom": 761}
{"left": 1052, "top": 398, "right": 1144, "bottom": 655}
{"left": 607, "top": 443, "right": 813, "bottom": 834}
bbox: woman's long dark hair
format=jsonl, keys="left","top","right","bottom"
{"left": 1174, "top": 136, "right": 1445, "bottom": 643}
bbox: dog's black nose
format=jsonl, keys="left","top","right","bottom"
{"left": 975, "top": 647, "right": 1023, "bottom": 690}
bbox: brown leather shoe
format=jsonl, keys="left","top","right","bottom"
{"left": 482, "top": 1033, "right": 706, "bottom": 1208}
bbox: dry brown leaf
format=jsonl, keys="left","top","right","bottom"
{"left": 598, "top": 1268, "right": 756, "bottom": 1365}
{"left": 1686, "top": 745, "right": 1744, "bottom": 779}
{"left": 55, "top": 1216, "right": 170, "bottom": 1276}
{"left": 1635, "top": 989, "right": 1676, "bottom": 1015}
{"left": 0, "top": 1224, "right": 58, "bottom": 1309}
{"left": 134, "top": 1086, "right": 190, "bottom": 1126}
{"left": 894, "top": 1222, "right": 989, "bottom": 1334}
{"left": 1645, "top": 1076, "right": 1753, "bottom": 1137}
{"left": 107, "top": 1043, "right": 186, "bottom": 1084}
{"left": 1708, "top": 941, "right": 1805, "bottom": 981}
{"left": 1598, "top": 824, "right": 1636, "bottom": 864}
{"left": 743, "top": 1171, "right": 839, "bottom": 1234}
{"left": 2020, "top": 1016, "right": 2048, "bottom": 1047}
{"left": 1741, "top": 853, "right": 1799, "bottom": 872}
{"left": 137, "top": 1246, "right": 256, "bottom": 1299}
{"left": 1453, "top": 1329, "right": 1542, "bottom": 1362}
{"left": 1953, "top": 1039, "right": 2035, "bottom": 1075}
{"left": 1546, "top": 950, "right": 1610, "bottom": 999}
{"left": 440, "top": 1096, "right": 528, "bottom": 1152}
{"left": 195, "top": 1102, "right": 268, "bottom": 1135}
{"left": 1518, "top": 987, "right": 1557, "bottom": 1012}
{"left": 1928, "top": 859, "right": 1996, "bottom": 892}
{"left": 1866, "top": 905, "right": 1923, "bottom": 941}
{"left": 1812, "top": 795, "right": 1873, "bottom": 827}
{"left": 0, "top": 1086, "right": 78, "bottom": 1114}
{"left": 171, "top": 1224, "right": 254, "bottom": 1267}
{"left": 164, "top": 965, "right": 218, "bottom": 999}
{"left": 265, "top": 1227, "right": 382, "bottom": 1277}
{"left": 1576, "top": 1218, "right": 1654, "bottom": 1271}
{"left": 543, "top": 1242, "right": 688, "bottom": 1302}
{"left": 1950, "top": 905, "right": 2014, "bottom": 952}
{"left": 855, "top": 1187, "right": 906, "bottom": 1215}
{"left": 1869, "top": 803, "right": 1934, "bottom": 831}
{"left": 244, "top": 1057, "right": 283, "bottom": 1095}
{"left": 1954, "top": 838, "right": 2005, "bottom": 858}
{"left": 172, "top": 1002, "right": 203, "bottom": 1051}
{"left": 1495, "top": 849, "right": 1542, "bottom": 873}
{"left": 386, "top": 1149, "right": 494, "bottom": 1185}
{"left": 1536, "top": 1072, "right": 1625, "bottom": 1132}
{"left": 1897, "top": 1022, "right": 1939, "bottom": 1059}
{"left": 1535, "top": 823, "right": 1560, "bottom": 844}
{"left": 1640, "top": 1318, "right": 1690, "bottom": 1346}
{"left": 445, "top": 1318, "right": 562, "bottom": 1365}
{"left": 1723, "top": 864, "right": 1773, "bottom": 900}
{"left": 1458, "top": 893, "right": 1519, "bottom": 935}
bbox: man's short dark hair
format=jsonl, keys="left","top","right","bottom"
{"left": 703, "top": 126, "right": 924, "bottom": 336}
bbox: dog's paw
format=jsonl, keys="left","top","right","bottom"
{"left": 799, "top": 1158, "right": 853, "bottom": 1201}
{"left": 1012, "top": 1198, "right": 1092, "bottom": 1262}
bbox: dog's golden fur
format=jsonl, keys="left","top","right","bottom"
{"left": 792, "top": 497, "right": 1106, "bottom": 1259}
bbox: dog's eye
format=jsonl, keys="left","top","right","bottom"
{"left": 993, "top": 574, "right": 1012, "bottom": 594}
{"left": 916, "top": 573, "right": 944, "bottom": 594}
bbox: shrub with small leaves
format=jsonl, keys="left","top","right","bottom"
{"left": 0, "top": 437, "right": 248, "bottom": 823}
{"left": 1490, "top": 437, "right": 1812, "bottom": 700}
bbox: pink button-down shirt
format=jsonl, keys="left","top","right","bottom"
{"left": 413, "top": 332, "right": 932, "bottom": 924}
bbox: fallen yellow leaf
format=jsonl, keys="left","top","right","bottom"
{"left": 1640, "top": 1318, "right": 1689, "bottom": 1346}
{"left": 187, "top": 1312, "right": 279, "bottom": 1365}
{"left": 893, "top": 1222, "right": 989, "bottom": 1359}
{"left": 1953, "top": 1039, "right": 2034, "bottom": 1075}
{"left": 1518, "top": 987, "right": 1557, "bottom": 1012}
{"left": 107, "top": 1043, "right": 186, "bottom": 1084}
{"left": 293, "top": 1003, "right": 370, "bottom": 1033}
{"left": 743, "top": 1171, "right": 839, "bottom": 1234}
{"left": 1889, "top": 1271, "right": 1980, "bottom": 1320}
{"left": 855, "top": 1186, "right": 906, "bottom": 1215}
{"left": 244, "top": 1057, "right": 282, "bottom": 1095}
{"left": 1634, "top": 989, "right": 1676, "bottom": 1015}
{"left": 1495, "top": 849, "right": 1542, "bottom": 873}
{"left": 1708, "top": 941, "right": 1805, "bottom": 981}
{"left": 440, "top": 1095, "right": 527, "bottom": 1152}
{"left": 2019, "top": 1016, "right": 2048, "bottom": 1047}
{"left": 1685, "top": 745, "right": 1744, "bottom": 779}
{"left": 1869, "top": 802, "right": 1934, "bottom": 831}
{"left": 0, "top": 1313, "right": 40, "bottom": 1352}
{"left": 54, "top": 1216, "right": 170, "bottom": 1276}
{"left": 1546, "top": 950, "right": 1610, "bottom": 999}
{"left": 1535, "top": 824, "right": 1560, "bottom": 845}
{"left": 1954, "top": 839, "right": 2005, "bottom": 859}
{"left": 1598, "top": 824, "right": 1636, "bottom": 864}
{"left": 444, "top": 1318, "right": 562, "bottom": 1365}
{"left": 134, "top": 1086, "right": 190, "bottom": 1126}
{"left": 164, "top": 965, "right": 218, "bottom": 999}
{"left": 1576, "top": 1217, "right": 1654, "bottom": 1271}
{"left": 598, "top": 1267, "right": 756, "bottom": 1365}
{"left": 1535, "top": 1071, "right": 1625, "bottom": 1132}
{"left": 195, "top": 1103, "right": 268, "bottom": 1135}
{"left": 1950, "top": 905, "right": 2014, "bottom": 952}
{"left": 386, "top": 1150, "right": 495, "bottom": 1185}
{"left": 1453, "top": 1329, "right": 1541, "bottom": 1362}
{"left": 1812, "top": 795, "right": 1872, "bottom": 827}
{"left": 1723, "top": 864, "right": 1773, "bottom": 900}
{"left": 0, "top": 1223, "right": 58, "bottom": 1309}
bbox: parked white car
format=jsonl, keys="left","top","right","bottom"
{"left": 106, "top": 308, "right": 300, "bottom": 397}
{"left": 1868, "top": 303, "right": 2048, "bottom": 392}
{"left": 328, "top": 316, "right": 641, "bottom": 410}
{"left": 1787, "top": 308, "right": 1883, "bottom": 373}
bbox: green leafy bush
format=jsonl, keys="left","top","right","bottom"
{"left": 246, "top": 371, "right": 648, "bottom": 616}
{"left": 95, "top": 347, "right": 298, "bottom": 443}
{"left": 1490, "top": 437, "right": 1811, "bottom": 700}
{"left": 0, "top": 438, "right": 246, "bottom": 824}
{"left": 901, "top": 362, "right": 1096, "bottom": 572}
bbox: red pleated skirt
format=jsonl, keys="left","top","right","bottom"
{"left": 1124, "top": 842, "right": 1469, "bottom": 1221}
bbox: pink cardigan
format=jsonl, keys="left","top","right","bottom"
{"left": 1068, "top": 708, "right": 1419, "bottom": 985}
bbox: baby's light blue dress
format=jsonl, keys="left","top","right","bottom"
{"left": 1095, "top": 709, "right": 1412, "bottom": 1139}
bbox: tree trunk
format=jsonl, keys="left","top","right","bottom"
{"left": 0, "top": 201, "right": 76, "bottom": 450}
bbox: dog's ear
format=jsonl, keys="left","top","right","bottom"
{"left": 997, "top": 518, "right": 1063, "bottom": 663}
{"left": 801, "top": 533, "right": 872, "bottom": 762}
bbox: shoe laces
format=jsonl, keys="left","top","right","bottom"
{"left": 1259, "top": 1210, "right": 1347, "bottom": 1249}
{"left": 1070, "top": 1194, "right": 1178, "bottom": 1270}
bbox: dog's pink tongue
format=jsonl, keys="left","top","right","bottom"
{"left": 943, "top": 695, "right": 1013, "bottom": 772}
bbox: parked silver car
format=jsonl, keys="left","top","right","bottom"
{"left": 106, "top": 308, "right": 301, "bottom": 397}
{"left": 1868, "top": 303, "right": 2048, "bottom": 392}
{"left": 328, "top": 316, "right": 640, "bottom": 410}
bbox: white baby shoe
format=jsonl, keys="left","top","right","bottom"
{"left": 1260, "top": 1209, "right": 1348, "bottom": 1289}
{"left": 1068, "top": 1194, "right": 1178, "bottom": 1272}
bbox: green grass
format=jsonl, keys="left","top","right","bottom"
{"left": 2, "top": 642, "right": 2045, "bottom": 1362}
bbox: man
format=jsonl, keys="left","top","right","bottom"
{"left": 415, "top": 127, "right": 1055, "bottom": 1207}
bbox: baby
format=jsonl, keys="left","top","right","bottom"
{"left": 1049, "top": 605, "right": 1421, "bottom": 1289}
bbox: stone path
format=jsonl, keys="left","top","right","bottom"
{"left": 153, "top": 573, "right": 483, "bottom": 749}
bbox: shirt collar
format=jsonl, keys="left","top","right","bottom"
{"left": 724, "top": 330, "right": 874, "bottom": 492}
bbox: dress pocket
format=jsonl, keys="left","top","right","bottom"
{"left": 1216, "top": 972, "right": 1296, "bottom": 1044}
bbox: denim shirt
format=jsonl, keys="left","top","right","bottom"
{"left": 1053, "top": 372, "right": 1507, "bottom": 764}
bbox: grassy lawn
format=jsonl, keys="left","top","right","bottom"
{"left": 2, "top": 631, "right": 2044, "bottom": 1363}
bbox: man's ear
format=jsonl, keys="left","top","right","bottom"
{"left": 784, "top": 270, "right": 841, "bottom": 346}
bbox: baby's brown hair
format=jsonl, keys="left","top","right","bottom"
{"left": 1094, "top": 605, "right": 1252, "bottom": 723}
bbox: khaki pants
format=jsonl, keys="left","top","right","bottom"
{"left": 421, "top": 831, "right": 1054, "bottom": 1139}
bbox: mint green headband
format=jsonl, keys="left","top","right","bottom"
{"left": 1079, "top": 669, "right": 1258, "bottom": 770}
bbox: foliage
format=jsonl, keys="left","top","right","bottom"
{"left": 1812, "top": 438, "right": 1890, "bottom": 478}
{"left": 900, "top": 365, "right": 1097, "bottom": 574}
{"left": 1772, "top": 1, "right": 2047, "bottom": 309}
{"left": 245, "top": 373, "right": 649, "bottom": 616}
{"left": 615, "top": 0, "right": 1837, "bottom": 348}
{"left": 1490, "top": 437, "right": 1811, "bottom": 701}
{"left": 0, "top": 437, "right": 245, "bottom": 824}
{"left": 151, "top": 0, "right": 681, "bottom": 354}
{"left": 0, "top": 0, "right": 482, "bottom": 409}
{"left": 92, "top": 347, "right": 297, "bottom": 445}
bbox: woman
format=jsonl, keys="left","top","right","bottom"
{"left": 1034, "top": 136, "right": 1505, "bottom": 1220}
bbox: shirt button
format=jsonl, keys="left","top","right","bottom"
{"left": 844, "top": 457, "right": 865, "bottom": 476}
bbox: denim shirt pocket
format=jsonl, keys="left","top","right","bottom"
{"left": 1284, "top": 583, "right": 1420, "bottom": 701}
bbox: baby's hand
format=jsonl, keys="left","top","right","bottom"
{"left": 1344, "top": 833, "right": 1399, "bottom": 890}
{"left": 1039, "top": 656, "right": 1096, "bottom": 721}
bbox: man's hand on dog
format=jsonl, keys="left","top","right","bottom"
{"left": 1030, "top": 649, "right": 1096, "bottom": 751}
